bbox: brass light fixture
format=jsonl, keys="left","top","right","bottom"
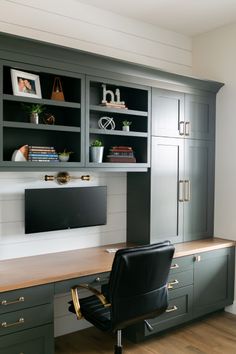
{"left": 44, "top": 172, "right": 90, "bottom": 185}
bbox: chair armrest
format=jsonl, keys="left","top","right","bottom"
{"left": 71, "top": 284, "right": 110, "bottom": 320}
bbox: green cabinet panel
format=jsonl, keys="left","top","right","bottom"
{"left": 184, "top": 140, "right": 214, "bottom": 241}
{"left": 185, "top": 93, "right": 215, "bottom": 141}
{"left": 193, "top": 247, "right": 235, "bottom": 317}
{"left": 0, "top": 324, "right": 54, "bottom": 354}
{"left": 152, "top": 88, "right": 184, "bottom": 138}
{"left": 150, "top": 137, "right": 184, "bottom": 243}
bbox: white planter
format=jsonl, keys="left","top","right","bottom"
{"left": 59, "top": 154, "right": 70, "bottom": 162}
{"left": 91, "top": 146, "right": 104, "bottom": 163}
{"left": 122, "top": 125, "right": 130, "bottom": 132}
{"left": 30, "top": 112, "right": 39, "bottom": 124}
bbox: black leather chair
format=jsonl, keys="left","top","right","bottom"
{"left": 69, "top": 241, "right": 175, "bottom": 354}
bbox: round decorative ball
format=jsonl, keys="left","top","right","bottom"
{"left": 98, "top": 116, "right": 115, "bottom": 130}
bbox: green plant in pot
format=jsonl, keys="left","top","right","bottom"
{"left": 122, "top": 120, "right": 132, "bottom": 131}
{"left": 22, "top": 104, "right": 45, "bottom": 124}
{"left": 90, "top": 139, "right": 104, "bottom": 163}
{"left": 58, "top": 149, "right": 73, "bottom": 162}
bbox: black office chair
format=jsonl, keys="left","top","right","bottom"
{"left": 68, "top": 241, "right": 175, "bottom": 354}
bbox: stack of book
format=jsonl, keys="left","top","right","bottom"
{"left": 106, "top": 146, "right": 136, "bottom": 163}
{"left": 28, "top": 146, "right": 59, "bottom": 162}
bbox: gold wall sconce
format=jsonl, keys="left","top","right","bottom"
{"left": 44, "top": 172, "right": 91, "bottom": 185}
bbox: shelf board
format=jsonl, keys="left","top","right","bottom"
{"left": 3, "top": 94, "right": 81, "bottom": 109}
{"left": 89, "top": 128, "right": 148, "bottom": 137}
{"left": 3, "top": 121, "right": 81, "bottom": 133}
{"left": 90, "top": 105, "right": 148, "bottom": 116}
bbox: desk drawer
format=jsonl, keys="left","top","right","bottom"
{"left": 0, "top": 324, "right": 54, "bottom": 354}
{"left": 54, "top": 272, "right": 110, "bottom": 294}
{"left": 0, "top": 285, "right": 54, "bottom": 315}
{"left": 0, "top": 304, "right": 53, "bottom": 337}
{"left": 170, "top": 256, "right": 193, "bottom": 275}
{"left": 146, "top": 285, "right": 193, "bottom": 335}
{"left": 168, "top": 269, "right": 193, "bottom": 291}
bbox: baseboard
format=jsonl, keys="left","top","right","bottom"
{"left": 225, "top": 301, "right": 236, "bottom": 315}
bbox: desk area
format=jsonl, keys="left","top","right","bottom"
{"left": 0, "top": 238, "right": 235, "bottom": 353}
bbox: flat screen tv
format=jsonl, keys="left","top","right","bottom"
{"left": 25, "top": 186, "right": 107, "bottom": 234}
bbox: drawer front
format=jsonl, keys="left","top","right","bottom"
{"left": 0, "top": 285, "right": 54, "bottom": 315}
{"left": 54, "top": 272, "right": 110, "bottom": 294}
{"left": 168, "top": 269, "right": 193, "bottom": 291}
{"left": 170, "top": 256, "right": 193, "bottom": 275}
{"left": 146, "top": 285, "right": 193, "bottom": 335}
{"left": 0, "top": 324, "right": 54, "bottom": 354}
{"left": 0, "top": 304, "right": 53, "bottom": 337}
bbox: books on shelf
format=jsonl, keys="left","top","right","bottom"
{"left": 100, "top": 102, "right": 127, "bottom": 109}
{"left": 106, "top": 146, "right": 136, "bottom": 163}
{"left": 27, "top": 145, "right": 59, "bottom": 162}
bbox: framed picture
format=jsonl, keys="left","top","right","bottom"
{"left": 10, "top": 69, "right": 42, "bottom": 98}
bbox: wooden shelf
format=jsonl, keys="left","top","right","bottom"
{"left": 3, "top": 121, "right": 81, "bottom": 133}
{"left": 3, "top": 94, "right": 81, "bottom": 109}
{"left": 90, "top": 104, "right": 148, "bottom": 117}
{"left": 90, "top": 128, "right": 148, "bottom": 137}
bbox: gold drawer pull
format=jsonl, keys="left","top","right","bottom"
{"left": 168, "top": 279, "right": 179, "bottom": 289}
{"left": 1, "top": 296, "right": 25, "bottom": 306}
{"left": 170, "top": 264, "right": 179, "bottom": 269}
{"left": 1, "top": 317, "right": 24, "bottom": 328}
{"left": 166, "top": 305, "right": 178, "bottom": 313}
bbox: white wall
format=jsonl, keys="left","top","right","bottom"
{"left": 0, "top": 0, "right": 192, "bottom": 75}
{"left": 193, "top": 22, "right": 236, "bottom": 314}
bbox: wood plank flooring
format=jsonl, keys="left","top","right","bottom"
{"left": 55, "top": 311, "right": 236, "bottom": 354}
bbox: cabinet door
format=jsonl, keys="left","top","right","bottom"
{"left": 183, "top": 140, "right": 214, "bottom": 241}
{"left": 193, "top": 248, "right": 235, "bottom": 318}
{"left": 185, "top": 93, "right": 215, "bottom": 140}
{"left": 150, "top": 137, "right": 184, "bottom": 243}
{"left": 152, "top": 88, "right": 184, "bottom": 138}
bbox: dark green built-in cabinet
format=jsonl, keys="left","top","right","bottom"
{"left": 127, "top": 88, "right": 215, "bottom": 244}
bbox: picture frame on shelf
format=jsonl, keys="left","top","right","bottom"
{"left": 10, "top": 69, "right": 42, "bottom": 98}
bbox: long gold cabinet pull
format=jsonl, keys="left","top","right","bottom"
{"left": 184, "top": 180, "right": 191, "bottom": 202}
{"left": 166, "top": 305, "right": 178, "bottom": 313}
{"left": 1, "top": 317, "right": 24, "bottom": 328}
{"left": 185, "top": 121, "right": 190, "bottom": 136}
{"left": 168, "top": 279, "right": 179, "bottom": 289}
{"left": 1, "top": 296, "right": 25, "bottom": 306}
{"left": 170, "top": 263, "right": 179, "bottom": 270}
{"left": 179, "top": 180, "right": 184, "bottom": 202}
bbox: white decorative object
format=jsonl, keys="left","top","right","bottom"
{"left": 122, "top": 125, "right": 130, "bottom": 132}
{"left": 91, "top": 146, "right": 104, "bottom": 163}
{"left": 11, "top": 145, "right": 28, "bottom": 161}
{"left": 98, "top": 116, "right": 115, "bottom": 130}
{"left": 101, "top": 84, "right": 125, "bottom": 107}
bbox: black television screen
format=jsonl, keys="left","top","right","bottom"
{"left": 25, "top": 186, "right": 107, "bottom": 234}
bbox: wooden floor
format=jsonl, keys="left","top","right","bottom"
{"left": 55, "top": 311, "right": 236, "bottom": 354}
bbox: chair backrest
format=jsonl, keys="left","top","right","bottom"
{"left": 108, "top": 241, "right": 175, "bottom": 331}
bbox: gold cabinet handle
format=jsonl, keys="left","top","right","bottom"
{"left": 179, "top": 121, "right": 185, "bottom": 135}
{"left": 170, "top": 263, "right": 179, "bottom": 270}
{"left": 168, "top": 279, "right": 179, "bottom": 289}
{"left": 194, "top": 255, "right": 201, "bottom": 262}
{"left": 1, "top": 296, "right": 25, "bottom": 306}
{"left": 184, "top": 180, "right": 191, "bottom": 202}
{"left": 185, "top": 121, "right": 190, "bottom": 136}
{"left": 179, "top": 180, "right": 184, "bottom": 202}
{"left": 1, "top": 317, "right": 24, "bottom": 328}
{"left": 166, "top": 305, "right": 178, "bottom": 313}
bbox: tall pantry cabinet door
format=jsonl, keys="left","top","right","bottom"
{"left": 184, "top": 93, "right": 215, "bottom": 140}
{"left": 150, "top": 137, "right": 184, "bottom": 243}
{"left": 183, "top": 139, "right": 214, "bottom": 241}
{"left": 152, "top": 88, "right": 184, "bottom": 138}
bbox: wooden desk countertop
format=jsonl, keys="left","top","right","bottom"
{"left": 0, "top": 238, "right": 235, "bottom": 293}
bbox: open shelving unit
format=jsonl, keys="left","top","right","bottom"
{"left": 0, "top": 61, "right": 84, "bottom": 169}
{"left": 86, "top": 76, "right": 150, "bottom": 169}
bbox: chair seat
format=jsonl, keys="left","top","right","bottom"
{"left": 69, "top": 295, "right": 112, "bottom": 332}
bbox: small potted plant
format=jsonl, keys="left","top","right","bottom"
{"left": 22, "top": 103, "right": 45, "bottom": 124}
{"left": 90, "top": 139, "right": 104, "bottom": 163}
{"left": 58, "top": 149, "right": 73, "bottom": 162}
{"left": 122, "top": 120, "right": 132, "bottom": 132}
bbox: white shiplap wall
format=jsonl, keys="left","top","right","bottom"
{"left": 0, "top": 0, "right": 192, "bottom": 75}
